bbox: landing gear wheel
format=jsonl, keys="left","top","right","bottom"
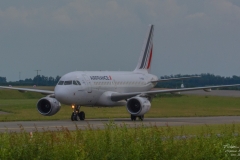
{"left": 78, "top": 111, "right": 85, "bottom": 120}
{"left": 138, "top": 115, "right": 144, "bottom": 121}
{"left": 74, "top": 114, "right": 78, "bottom": 121}
{"left": 131, "top": 115, "right": 136, "bottom": 121}
{"left": 71, "top": 113, "right": 74, "bottom": 121}
{"left": 71, "top": 105, "right": 84, "bottom": 121}
{"left": 71, "top": 112, "right": 78, "bottom": 121}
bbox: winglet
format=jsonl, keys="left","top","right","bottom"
{"left": 134, "top": 24, "right": 154, "bottom": 73}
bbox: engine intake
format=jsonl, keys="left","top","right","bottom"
{"left": 37, "top": 97, "right": 61, "bottom": 116}
{"left": 126, "top": 97, "right": 151, "bottom": 116}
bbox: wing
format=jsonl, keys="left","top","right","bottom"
{"left": 0, "top": 86, "right": 54, "bottom": 95}
{"left": 111, "top": 84, "right": 240, "bottom": 101}
{"left": 151, "top": 76, "right": 201, "bottom": 83}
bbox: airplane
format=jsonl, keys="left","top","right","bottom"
{"left": 0, "top": 24, "right": 239, "bottom": 121}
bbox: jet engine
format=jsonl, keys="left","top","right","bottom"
{"left": 126, "top": 97, "right": 151, "bottom": 116}
{"left": 37, "top": 97, "right": 61, "bottom": 116}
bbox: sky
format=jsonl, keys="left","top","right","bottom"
{"left": 0, "top": 0, "right": 240, "bottom": 81}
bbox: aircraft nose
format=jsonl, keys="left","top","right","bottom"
{"left": 55, "top": 86, "right": 62, "bottom": 98}
{"left": 54, "top": 86, "right": 70, "bottom": 104}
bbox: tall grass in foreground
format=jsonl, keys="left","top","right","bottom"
{"left": 1, "top": 123, "right": 240, "bottom": 160}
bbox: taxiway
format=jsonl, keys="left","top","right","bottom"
{"left": 0, "top": 116, "right": 240, "bottom": 132}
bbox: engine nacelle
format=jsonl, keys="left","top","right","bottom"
{"left": 126, "top": 97, "right": 151, "bottom": 116}
{"left": 37, "top": 97, "right": 61, "bottom": 116}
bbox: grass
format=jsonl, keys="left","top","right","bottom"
{"left": 151, "top": 94, "right": 240, "bottom": 117}
{"left": 1, "top": 123, "right": 240, "bottom": 159}
{"left": 0, "top": 89, "right": 240, "bottom": 121}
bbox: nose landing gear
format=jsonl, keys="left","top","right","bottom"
{"left": 71, "top": 105, "right": 85, "bottom": 121}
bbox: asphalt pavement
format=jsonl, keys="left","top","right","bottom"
{"left": 0, "top": 116, "right": 240, "bottom": 132}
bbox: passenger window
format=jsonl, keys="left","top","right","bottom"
{"left": 64, "top": 81, "right": 72, "bottom": 85}
{"left": 58, "top": 81, "right": 64, "bottom": 85}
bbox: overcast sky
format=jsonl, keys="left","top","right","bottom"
{"left": 0, "top": 0, "right": 240, "bottom": 81}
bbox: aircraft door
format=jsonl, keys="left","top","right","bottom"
{"left": 82, "top": 74, "right": 92, "bottom": 93}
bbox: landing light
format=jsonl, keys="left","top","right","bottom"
{"left": 71, "top": 105, "right": 75, "bottom": 109}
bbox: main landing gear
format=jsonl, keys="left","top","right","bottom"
{"left": 131, "top": 114, "right": 144, "bottom": 121}
{"left": 71, "top": 105, "right": 85, "bottom": 121}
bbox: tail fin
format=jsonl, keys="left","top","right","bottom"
{"left": 134, "top": 24, "right": 154, "bottom": 73}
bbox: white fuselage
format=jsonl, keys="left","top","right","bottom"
{"left": 54, "top": 71, "right": 158, "bottom": 106}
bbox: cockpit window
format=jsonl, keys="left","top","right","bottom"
{"left": 64, "top": 81, "right": 72, "bottom": 85}
{"left": 73, "top": 81, "right": 78, "bottom": 85}
{"left": 58, "top": 81, "right": 64, "bottom": 85}
{"left": 73, "top": 80, "right": 81, "bottom": 85}
{"left": 76, "top": 80, "right": 81, "bottom": 85}
{"left": 58, "top": 80, "right": 80, "bottom": 85}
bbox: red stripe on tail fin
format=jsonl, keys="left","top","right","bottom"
{"left": 147, "top": 46, "right": 153, "bottom": 69}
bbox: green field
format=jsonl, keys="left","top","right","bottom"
{"left": 0, "top": 89, "right": 240, "bottom": 121}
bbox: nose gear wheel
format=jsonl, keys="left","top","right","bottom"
{"left": 71, "top": 105, "right": 85, "bottom": 121}
{"left": 78, "top": 111, "right": 85, "bottom": 120}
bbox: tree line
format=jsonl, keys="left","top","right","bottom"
{"left": 0, "top": 75, "right": 61, "bottom": 86}
{"left": 0, "top": 77, "right": 6, "bottom": 83}
{"left": 157, "top": 73, "right": 240, "bottom": 89}
{"left": 0, "top": 73, "right": 239, "bottom": 89}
